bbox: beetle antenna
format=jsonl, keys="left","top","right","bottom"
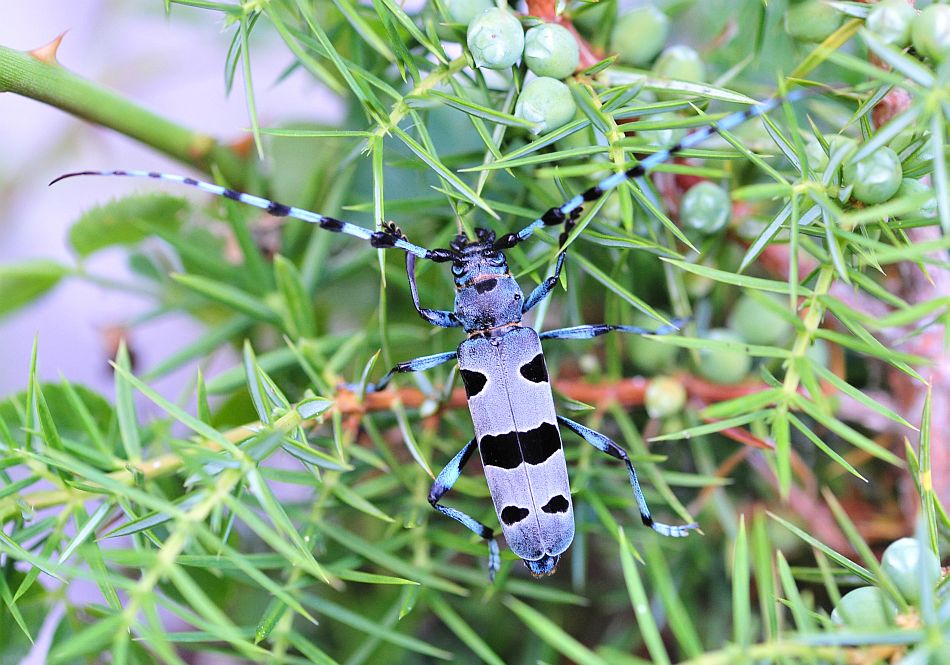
{"left": 498, "top": 86, "right": 821, "bottom": 251}
{"left": 49, "top": 169, "right": 446, "bottom": 260}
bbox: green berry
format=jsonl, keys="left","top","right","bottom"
{"left": 896, "top": 178, "right": 937, "bottom": 219}
{"left": 684, "top": 258, "right": 716, "bottom": 298}
{"left": 637, "top": 111, "right": 686, "bottom": 150}
{"left": 573, "top": 1, "right": 612, "bottom": 33}
{"left": 804, "top": 139, "right": 828, "bottom": 172}
{"left": 805, "top": 135, "right": 857, "bottom": 173}
{"left": 806, "top": 339, "right": 830, "bottom": 368}
{"left": 555, "top": 116, "right": 598, "bottom": 152}
{"left": 631, "top": 89, "right": 658, "bottom": 107}
{"left": 653, "top": 45, "right": 706, "bottom": 99}
{"left": 912, "top": 5, "right": 950, "bottom": 62}
{"left": 881, "top": 538, "right": 941, "bottom": 604}
{"left": 680, "top": 182, "right": 732, "bottom": 234}
{"left": 428, "top": 102, "right": 493, "bottom": 156}
{"left": 728, "top": 294, "right": 792, "bottom": 346}
{"left": 444, "top": 0, "right": 494, "bottom": 26}
{"left": 889, "top": 126, "right": 921, "bottom": 154}
{"left": 843, "top": 146, "right": 903, "bottom": 204}
{"left": 524, "top": 23, "right": 579, "bottom": 79}
{"left": 628, "top": 312, "right": 679, "bottom": 372}
{"left": 785, "top": 0, "right": 843, "bottom": 43}
{"left": 467, "top": 8, "right": 524, "bottom": 70}
{"left": 697, "top": 329, "right": 751, "bottom": 385}
{"left": 515, "top": 77, "right": 577, "bottom": 134}
{"left": 831, "top": 586, "right": 897, "bottom": 629}
{"left": 645, "top": 376, "right": 687, "bottom": 418}
{"left": 611, "top": 6, "right": 670, "bottom": 66}
{"left": 866, "top": 0, "right": 915, "bottom": 48}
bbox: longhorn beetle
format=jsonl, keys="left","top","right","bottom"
{"left": 53, "top": 89, "right": 807, "bottom": 579}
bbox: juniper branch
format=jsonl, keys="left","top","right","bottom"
{"left": 0, "top": 372, "right": 825, "bottom": 524}
{"left": 0, "top": 40, "right": 251, "bottom": 186}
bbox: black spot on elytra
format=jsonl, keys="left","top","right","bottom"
{"left": 479, "top": 431, "right": 521, "bottom": 469}
{"left": 541, "top": 495, "right": 570, "bottom": 514}
{"left": 481, "top": 422, "right": 561, "bottom": 469}
{"left": 474, "top": 278, "right": 497, "bottom": 294}
{"left": 521, "top": 422, "right": 561, "bottom": 465}
{"left": 519, "top": 354, "right": 548, "bottom": 383}
{"left": 460, "top": 369, "right": 487, "bottom": 398}
{"left": 501, "top": 505, "right": 530, "bottom": 525}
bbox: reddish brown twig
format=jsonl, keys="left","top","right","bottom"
{"left": 335, "top": 371, "right": 832, "bottom": 454}
{"left": 336, "top": 377, "right": 649, "bottom": 416}
{"left": 525, "top": 0, "right": 556, "bottom": 20}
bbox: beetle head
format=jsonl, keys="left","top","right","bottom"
{"left": 449, "top": 228, "right": 509, "bottom": 289}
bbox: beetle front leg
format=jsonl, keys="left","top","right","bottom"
{"left": 429, "top": 438, "right": 501, "bottom": 580}
{"left": 522, "top": 252, "right": 567, "bottom": 314}
{"left": 407, "top": 253, "right": 460, "bottom": 328}
{"left": 557, "top": 416, "right": 698, "bottom": 538}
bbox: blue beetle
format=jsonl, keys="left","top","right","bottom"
{"left": 52, "top": 90, "right": 805, "bottom": 577}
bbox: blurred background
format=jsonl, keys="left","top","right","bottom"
{"left": 2, "top": 2, "right": 947, "bottom": 663}
{"left": 0, "top": 0, "right": 343, "bottom": 400}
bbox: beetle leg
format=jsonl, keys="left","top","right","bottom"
{"left": 406, "top": 253, "right": 461, "bottom": 328}
{"left": 539, "top": 318, "right": 685, "bottom": 341}
{"left": 429, "top": 438, "right": 501, "bottom": 580}
{"left": 557, "top": 415, "right": 698, "bottom": 538}
{"left": 359, "top": 350, "right": 457, "bottom": 393}
{"left": 522, "top": 252, "right": 567, "bottom": 314}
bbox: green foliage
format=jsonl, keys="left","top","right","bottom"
{"left": 68, "top": 194, "right": 190, "bottom": 257}
{"left": 2, "top": 0, "right": 950, "bottom": 663}
{"left": 0, "top": 260, "right": 68, "bottom": 318}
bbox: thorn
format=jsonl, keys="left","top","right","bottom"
{"left": 28, "top": 31, "right": 67, "bottom": 64}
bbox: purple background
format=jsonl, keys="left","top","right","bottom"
{"left": 0, "top": 1, "right": 343, "bottom": 401}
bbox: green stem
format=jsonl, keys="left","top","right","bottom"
{"left": 371, "top": 54, "right": 469, "bottom": 138}
{"left": 782, "top": 264, "right": 835, "bottom": 399}
{"left": 0, "top": 406, "right": 306, "bottom": 523}
{"left": 0, "top": 43, "right": 251, "bottom": 186}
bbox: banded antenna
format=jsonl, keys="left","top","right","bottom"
{"left": 51, "top": 87, "right": 817, "bottom": 258}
